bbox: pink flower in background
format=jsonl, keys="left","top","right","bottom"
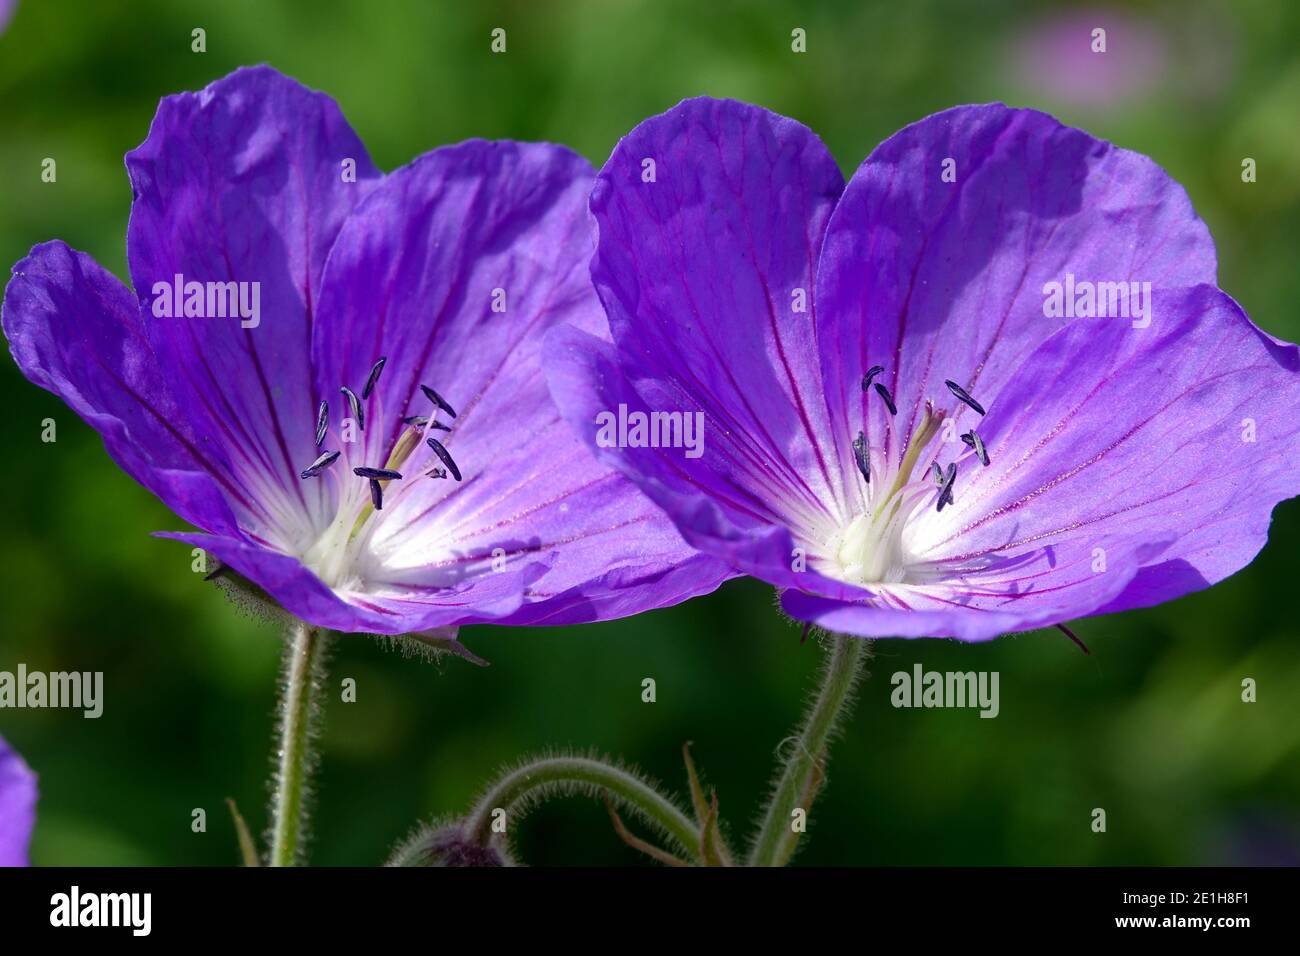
{"left": 1010, "top": 8, "right": 1166, "bottom": 108}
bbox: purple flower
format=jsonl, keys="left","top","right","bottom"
{"left": 3, "top": 68, "right": 731, "bottom": 635}
{"left": 0, "top": 734, "right": 36, "bottom": 866}
{"left": 0, "top": 1, "right": 15, "bottom": 36}
{"left": 546, "top": 98, "right": 1300, "bottom": 642}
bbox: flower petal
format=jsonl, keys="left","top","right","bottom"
{"left": 0, "top": 734, "right": 36, "bottom": 867}
{"left": 310, "top": 140, "right": 733, "bottom": 625}
{"left": 782, "top": 532, "right": 1175, "bottom": 642}
{"left": 817, "top": 103, "right": 1217, "bottom": 497}
{"left": 159, "top": 531, "right": 545, "bottom": 634}
{"left": 915, "top": 286, "right": 1300, "bottom": 615}
{"left": 3, "top": 241, "right": 243, "bottom": 536}
{"left": 580, "top": 97, "right": 848, "bottom": 578}
{"left": 546, "top": 323, "right": 863, "bottom": 597}
{"left": 125, "top": 65, "right": 381, "bottom": 553}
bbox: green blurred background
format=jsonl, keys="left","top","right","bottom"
{"left": 1, "top": 0, "right": 1298, "bottom": 866}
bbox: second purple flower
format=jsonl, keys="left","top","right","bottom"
{"left": 547, "top": 97, "right": 1300, "bottom": 642}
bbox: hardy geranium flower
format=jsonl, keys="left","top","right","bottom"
{"left": 3, "top": 68, "right": 730, "bottom": 635}
{"left": 547, "top": 98, "right": 1300, "bottom": 641}
{"left": 0, "top": 734, "right": 36, "bottom": 866}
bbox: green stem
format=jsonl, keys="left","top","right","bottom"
{"left": 464, "top": 755, "right": 700, "bottom": 858}
{"left": 268, "top": 619, "right": 329, "bottom": 866}
{"left": 748, "top": 633, "right": 870, "bottom": 867}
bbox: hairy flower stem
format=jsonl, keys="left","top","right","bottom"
{"left": 268, "top": 619, "right": 330, "bottom": 866}
{"left": 464, "top": 755, "right": 700, "bottom": 859}
{"left": 748, "top": 633, "right": 871, "bottom": 867}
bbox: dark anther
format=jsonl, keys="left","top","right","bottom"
{"left": 426, "top": 467, "right": 448, "bottom": 479}
{"left": 426, "top": 437, "right": 462, "bottom": 482}
{"left": 315, "top": 401, "right": 328, "bottom": 447}
{"left": 403, "top": 415, "right": 451, "bottom": 431}
{"left": 944, "top": 379, "right": 986, "bottom": 416}
{"left": 420, "top": 384, "right": 457, "bottom": 419}
{"left": 369, "top": 478, "right": 384, "bottom": 511}
{"left": 932, "top": 462, "right": 945, "bottom": 485}
{"left": 852, "top": 431, "right": 870, "bottom": 483}
{"left": 362, "top": 357, "right": 388, "bottom": 399}
{"left": 873, "top": 382, "right": 897, "bottom": 416}
{"left": 299, "top": 450, "right": 340, "bottom": 480}
{"left": 960, "top": 430, "right": 990, "bottom": 466}
{"left": 861, "top": 365, "right": 885, "bottom": 391}
{"left": 353, "top": 466, "right": 403, "bottom": 481}
{"left": 341, "top": 385, "right": 364, "bottom": 430}
{"left": 936, "top": 462, "right": 957, "bottom": 512}
{"left": 404, "top": 415, "right": 451, "bottom": 434}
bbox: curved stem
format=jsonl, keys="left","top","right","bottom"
{"left": 748, "top": 633, "right": 870, "bottom": 867}
{"left": 268, "top": 619, "right": 329, "bottom": 866}
{"left": 464, "top": 755, "right": 700, "bottom": 858}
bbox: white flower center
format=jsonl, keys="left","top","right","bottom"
{"left": 822, "top": 399, "right": 955, "bottom": 587}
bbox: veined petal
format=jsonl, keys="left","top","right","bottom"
{"left": 547, "top": 323, "right": 862, "bottom": 598}
{"left": 817, "top": 104, "right": 1217, "bottom": 502}
{"left": 159, "top": 531, "right": 545, "bottom": 634}
{"left": 783, "top": 532, "right": 1175, "bottom": 642}
{"left": 3, "top": 241, "right": 243, "bottom": 537}
{"left": 916, "top": 286, "right": 1300, "bottom": 614}
{"left": 309, "top": 140, "right": 732, "bottom": 625}
{"left": 581, "top": 97, "right": 847, "bottom": 578}
{"left": 125, "top": 65, "right": 381, "bottom": 554}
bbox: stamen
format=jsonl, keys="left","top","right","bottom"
{"left": 362, "top": 357, "right": 388, "bottom": 399}
{"left": 403, "top": 415, "right": 451, "bottom": 431}
{"left": 341, "top": 385, "right": 364, "bottom": 430}
{"left": 936, "top": 462, "right": 957, "bottom": 512}
{"left": 426, "top": 437, "right": 462, "bottom": 481}
{"left": 932, "top": 462, "right": 944, "bottom": 485}
{"left": 315, "top": 401, "right": 328, "bottom": 447}
{"left": 420, "top": 384, "right": 457, "bottom": 419}
{"left": 299, "top": 450, "right": 340, "bottom": 479}
{"left": 369, "top": 478, "right": 384, "bottom": 511}
{"left": 861, "top": 365, "right": 885, "bottom": 391}
{"left": 353, "top": 466, "right": 403, "bottom": 480}
{"left": 873, "top": 382, "right": 897, "bottom": 416}
{"left": 852, "top": 431, "right": 870, "bottom": 483}
{"left": 944, "top": 379, "right": 986, "bottom": 416}
{"left": 426, "top": 467, "right": 448, "bottom": 479}
{"left": 960, "top": 430, "right": 990, "bottom": 466}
